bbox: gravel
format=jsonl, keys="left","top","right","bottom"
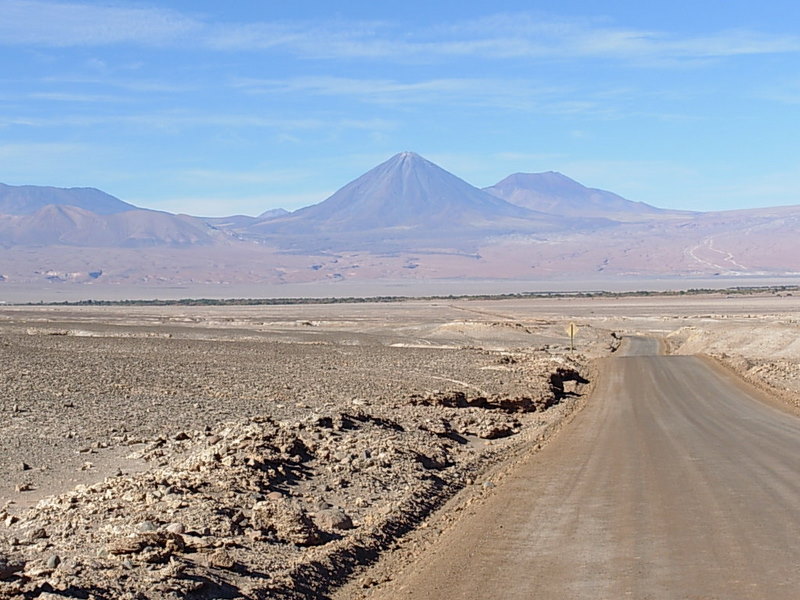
{"left": 0, "top": 304, "right": 610, "bottom": 599}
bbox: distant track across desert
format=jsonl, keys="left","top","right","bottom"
{"left": 374, "top": 336, "right": 800, "bottom": 599}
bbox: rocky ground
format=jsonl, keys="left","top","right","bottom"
{"left": 6, "top": 293, "right": 796, "bottom": 600}
{"left": 0, "top": 302, "right": 615, "bottom": 599}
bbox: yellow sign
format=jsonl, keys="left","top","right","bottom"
{"left": 566, "top": 322, "right": 578, "bottom": 351}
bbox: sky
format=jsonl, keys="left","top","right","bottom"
{"left": 1, "top": 0, "right": 800, "bottom": 216}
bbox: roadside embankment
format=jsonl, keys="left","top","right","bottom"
{"left": 666, "top": 321, "right": 800, "bottom": 411}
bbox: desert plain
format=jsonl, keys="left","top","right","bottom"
{"left": 1, "top": 291, "right": 800, "bottom": 599}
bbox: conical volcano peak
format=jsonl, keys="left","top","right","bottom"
{"left": 395, "top": 151, "right": 423, "bottom": 160}
{"left": 387, "top": 151, "right": 432, "bottom": 170}
{"left": 261, "top": 152, "right": 536, "bottom": 232}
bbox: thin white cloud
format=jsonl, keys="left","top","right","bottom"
{"left": 172, "top": 168, "right": 312, "bottom": 187}
{"left": 27, "top": 91, "right": 127, "bottom": 103}
{"left": 2, "top": 2, "right": 798, "bottom": 66}
{"left": 0, "top": 141, "right": 85, "bottom": 159}
{"left": 234, "top": 75, "right": 593, "bottom": 113}
{"left": 429, "top": 14, "right": 800, "bottom": 62}
{"left": 2, "top": 110, "right": 394, "bottom": 133}
{"left": 0, "top": 0, "right": 201, "bottom": 46}
{"left": 231, "top": 75, "right": 638, "bottom": 119}
{"left": 42, "top": 76, "right": 198, "bottom": 94}
{"left": 213, "top": 14, "right": 800, "bottom": 64}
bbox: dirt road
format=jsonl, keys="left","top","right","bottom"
{"left": 374, "top": 337, "right": 800, "bottom": 599}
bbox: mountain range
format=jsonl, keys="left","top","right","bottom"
{"left": 483, "top": 171, "right": 682, "bottom": 221}
{"left": 1, "top": 151, "right": 799, "bottom": 290}
{"left": 0, "top": 183, "right": 137, "bottom": 215}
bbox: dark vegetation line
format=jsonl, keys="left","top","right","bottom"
{"left": 21, "top": 285, "right": 799, "bottom": 307}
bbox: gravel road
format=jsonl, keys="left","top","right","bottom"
{"left": 373, "top": 335, "right": 800, "bottom": 599}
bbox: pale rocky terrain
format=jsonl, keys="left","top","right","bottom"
{"left": 665, "top": 307, "right": 800, "bottom": 411}
{"left": 2, "top": 293, "right": 799, "bottom": 599}
{"left": 0, "top": 302, "right": 614, "bottom": 599}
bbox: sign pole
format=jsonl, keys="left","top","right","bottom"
{"left": 566, "top": 322, "right": 578, "bottom": 352}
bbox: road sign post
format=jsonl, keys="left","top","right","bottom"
{"left": 566, "top": 322, "right": 578, "bottom": 352}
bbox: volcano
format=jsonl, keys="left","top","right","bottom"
{"left": 483, "top": 171, "right": 682, "bottom": 221}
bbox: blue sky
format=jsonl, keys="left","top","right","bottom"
{"left": 1, "top": 0, "right": 799, "bottom": 216}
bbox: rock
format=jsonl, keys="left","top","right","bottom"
{"left": 420, "top": 418, "right": 450, "bottom": 436}
{"left": 410, "top": 390, "right": 469, "bottom": 408}
{"left": 495, "top": 396, "right": 536, "bottom": 412}
{"left": 107, "top": 537, "right": 147, "bottom": 556}
{"left": 137, "top": 520, "right": 158, "bottom": 533}
{"left": 140, "top": 547, "right": 171, "bottom": 564}
{"left": 252, "top": 499, "right": 323, "bottom": 546}
{"left": 108, "top": 532, "right": 184, "bottom": 557}
{"left": 166, "top": 522, "right": 185, "bottom": 535}
{"left": 19, "top": 462, "right": 31, "bottom": 471}
{"left": 46, "top": 554, "right": 61, "bottom": 569}
{"left": 315, "top": 508, "right": 353, "bottom": 531}
{"left": 15, "top": 483, "right": 32, "bottom": 493}
{"left": 27, "top": 527, "right": 47, "bottom": 540}
{"left": 208, "top": 549, "right": 236, "bottom": 570}
{"left": 0, "top": 556, "right": 24, "bottom": 580}
{"left": 477, "top": 423, "right": 514, "bottom": 439}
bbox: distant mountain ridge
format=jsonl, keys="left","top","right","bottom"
{"left": 233, "top": 152, "right": 621, "bottom": 252}
{"left": 483, "top": 172, "right": 681, "bottom": 221}
{"left": 0, "top": 154, "right": 691, "bottom": 252}
{"left": 3, "top": 153, "right": 799, "bottom": 286}
{"left": 0, "top": 183, "right": 137, "bottom": 215}
{"left": 251, "top": 152, "right": 540, "bottom": 234}
{"left": 0, "top": 204, "right": 216, "bottom": 248}
{"left": 0, "top": 155, "right": 675, "bottom": 246}
{"left": 0, "top": 183, "right": 218, "bottom": 248}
